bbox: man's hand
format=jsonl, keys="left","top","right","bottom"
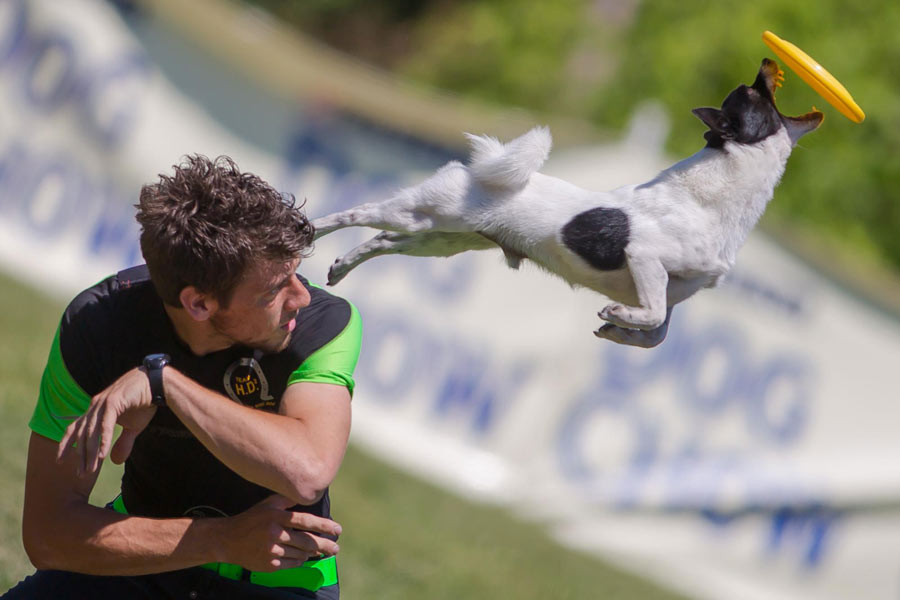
{"left": 220, "top": 494, "right": 342, "bottom": 572}
{"left": 57, "top": 367, "right": 156, "bottom": 476}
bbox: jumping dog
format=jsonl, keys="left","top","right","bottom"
{"left": 312, "top": 59, "right": 823, "bottom": 347}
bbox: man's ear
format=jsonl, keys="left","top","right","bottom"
{"left": 179, "top": 286, "right": 217, "bottom": 322}
{"left": 692, "top": 107, "right": 734, "bottom": 139}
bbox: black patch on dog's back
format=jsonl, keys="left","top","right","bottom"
{"left": 561, "top": 207, "right": 629, "bottom": 270}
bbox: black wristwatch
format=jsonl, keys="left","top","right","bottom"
{"left": 143, "top": 353, "right": 171, "bottom": 406}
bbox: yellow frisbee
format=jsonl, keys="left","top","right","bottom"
{"left": 762, "top": 30, "right": 865, "bottom": 123}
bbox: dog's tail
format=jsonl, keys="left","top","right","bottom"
{"left": 464, "top": 126, "right": 552, "bottom": 191}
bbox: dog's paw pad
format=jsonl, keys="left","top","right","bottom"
{"left": 594, "top": 324, "right": 616, "bottom": 339}
{"left": 593, "top": 323, "right": 665, "bottom": 348}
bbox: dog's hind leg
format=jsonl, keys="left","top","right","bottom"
{"left": 595, "top": 307, "right": 673, "bottom": 348}
{"left": 327, "top": 230, "right": 497, "bottom": 285}
{"left": 312, "top": 199, "right": 428, "bottom": 240}
{"left": 313, "top": 162, "right": 469, "bottom": 239}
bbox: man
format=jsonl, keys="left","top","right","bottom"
{"left": 3, "top": 155, "right": 361, "bottom": 599}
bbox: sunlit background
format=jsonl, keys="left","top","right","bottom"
{"left": 0, "top": 1, "right": 898, "bottom": 599}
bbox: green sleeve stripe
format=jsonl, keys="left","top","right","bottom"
{"left": 287, "top": 301, "right": 362, "bottom": 396}
{"left": 29, "top": 325, "right": 92, "bottom": 442}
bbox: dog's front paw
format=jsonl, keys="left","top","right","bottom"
{"left": 599, "top": 303, "right": 666, "bottom": 330}
{"left": 598, "top": 303, "right": 631, "bottom": 327}
{"left": 327, "top": 257, "right": 352, "bottom": 286}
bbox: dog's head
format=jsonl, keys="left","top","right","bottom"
{"left": 693, "top": 58, "right": 824, "bottom": 149}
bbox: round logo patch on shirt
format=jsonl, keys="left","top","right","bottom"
{"left": 223, "top": 357, "right": 275, "bottom": 409}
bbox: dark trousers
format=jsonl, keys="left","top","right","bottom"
{"left": 2, "top": 568, "right": 339, "bottom": 600}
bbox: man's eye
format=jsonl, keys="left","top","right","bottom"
{"left": 268, "top": 280, "right": 290, "bottom": 298}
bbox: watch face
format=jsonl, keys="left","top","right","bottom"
{"left": 145, "top": 353, "right": 170, "bottom": 368}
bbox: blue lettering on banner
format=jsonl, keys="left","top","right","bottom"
{"left": 356, "top": 311, "right": 433, "bottom": 401}
{"left": 0, "top": 137, "right": 142, "bottom": 266}
{"left": 22, "top": 33, "right": 77, "bottom": 111}
{"left": 767, "top": 504, "right": 841, "bottom": 567}
{"left": 555, "top": 310, "right": 833, "bottom": 566}
{"left": 675, "top": 324, "right": 746, "bottom": 415}
{"left": 17, "top": 156, "right": 82, "bottom": 235}
{"left": 355, "top": 302, "right": 532, "bottom": 436}
{"left": 556, "top": 385, "right": 658, "bottom": 509}
{"left": 283, "top": 121, "right": 354, "bottom": 180}
{"left": 79, "top": 52, "right": 151, "bottom": 147}
{"left": 0, "top": 0, "right": 27, "bottom": 66}
{"left": 0, "top": 0, "right": 149, "bottom": 271}
{"left": 433, "top": 345, "right": 531, "bottom": 434}
{"left": 700, "top": 502, "right": 842, "bottom": 568}
{"left": 0, "top": 140, "right": 26, "bottom": 212}
{"left": 1, "top": 0, "right": 149, "bottom": 148}
{"left": 746, "top": 356, "right": 810, "bottom": 444}
{"left": 87, "top": 183, "right": 143, "bottom": 266}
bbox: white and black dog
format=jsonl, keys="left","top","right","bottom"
{"left": 312, "top": 59, "right": 823, "bottom": 348}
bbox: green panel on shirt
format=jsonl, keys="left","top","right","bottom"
{"left": 288, "top": 302, "right": 362, "bottom": 396}
{"left": 30, "top": 325, "right": 92, "bottom": 442}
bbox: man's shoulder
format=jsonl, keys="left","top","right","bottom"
{"left": 289, "top": 275, "right": 356, "bottom": 358}
{"left": 52, "top": 266, "right": 163, "bottom": 396}
{"left": 64, "top": 265, "right": 157, "bottom": 329}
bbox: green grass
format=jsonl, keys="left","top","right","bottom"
{"left": 0, "top": 271, "right": 687, "bottom": 599}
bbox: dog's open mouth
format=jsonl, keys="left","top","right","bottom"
{"left": 755, "top": 58, "right": 824, "bottom": 142}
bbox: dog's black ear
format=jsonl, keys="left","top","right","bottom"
{"left": 692, "top": 107, "right": 735, "bottom": 139}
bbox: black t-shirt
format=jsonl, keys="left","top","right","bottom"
{"left": 31, "top": 265, "right": 361, "bottom": 521}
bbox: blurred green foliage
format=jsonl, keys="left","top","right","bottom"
{"left": 244, "top": 0, "right": 899, "bottom": 273}
{"left": 400, "top": 0, "right": 596, "bottom": 113}
{"left": 590, "top": 2, "right": 899, "bottom": 272}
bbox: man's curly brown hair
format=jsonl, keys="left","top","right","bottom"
{"left": 135, "top": 155, "right": 315, "bottom": 307}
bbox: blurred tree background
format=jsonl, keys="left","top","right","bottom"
{"left": 243, "top": 0, "right": 899, "bottom": 280}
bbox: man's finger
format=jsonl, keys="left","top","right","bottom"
{"left": 87, "top": 399, "right": 112, "bottom": 474}
{"left": 283, "top": 511, "right": 342, "bottom": 537}
{"left": 98, "top": 404, "right": 119, "bottom": 461}
{"left": 69, "top": 415, "right": 90, "bottom": 476}
{"left": 83, "top": 411, "right": 103, "bottom": 474}
{"left": 284, "top": 530, "right": 340, "bottom": 557}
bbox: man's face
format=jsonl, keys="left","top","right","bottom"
{"left": 209, "top": 258, "right": 310, "bottom": 353}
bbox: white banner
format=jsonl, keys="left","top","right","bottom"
{"left": 3, "top": 2, "right": 900, "bottom": 599}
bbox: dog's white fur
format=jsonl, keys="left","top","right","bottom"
{"left": 313, "top": 107, "right": 805, "bottom": 347}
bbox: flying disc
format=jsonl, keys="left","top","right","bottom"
{"left": 762, "top": 30, "right": 865, "bottom": 123}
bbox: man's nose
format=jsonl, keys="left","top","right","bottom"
{"left": 285, "top": 278, "right": 311, "bottom": 311}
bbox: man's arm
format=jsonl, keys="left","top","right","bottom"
{"left": 162, "top": 371, "right": 352, "bottom": 505}
{"left": 24, "top": 432, "right": 340, "bottom": 575}
{"left": 58, "top": 366, "right": 352, "bottom": 506}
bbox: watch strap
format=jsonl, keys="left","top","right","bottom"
{"left": 148, "top": 364, "right": 166, "bottom": 406}
{"left": 143, "top": 354, "right": 170, "bottom": 406}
